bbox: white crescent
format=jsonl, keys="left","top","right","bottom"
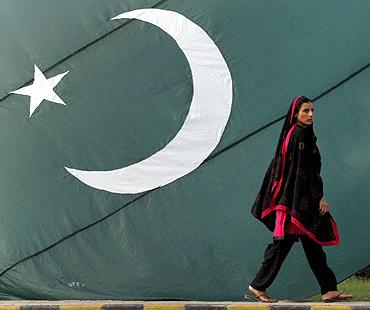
{"left": 65, "top": 8, "right": 233, "bottom": 194}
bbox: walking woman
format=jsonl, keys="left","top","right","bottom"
{"left": 247, "top": 96, "right": 353, "bottom": 303}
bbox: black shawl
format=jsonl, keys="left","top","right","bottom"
{"left": 251, "top": 96, "right": 339, "bottom": 246}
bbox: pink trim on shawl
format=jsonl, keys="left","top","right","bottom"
{"left": 262, "top": 204, "right": 340, "bottom": 246}
{"left": 269, "top": 124, "right": 298, "bottom": 207}
{"left": 289, "top": 95, "right": 302, "bottom": 124}
{"left": 274, "top": 210, "right": 287, "bottom": 238}
{"left": 275, "top": 212, "right": 304, "bottom": 237}
{"left": 291, "top": 216, "right": 340, "bottom": 246}
{"left": 262, "top": 204, "right": 288, "bottom": 218}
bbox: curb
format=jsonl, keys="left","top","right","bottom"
{"left": 0, "top": 302, "right": 368, "bottom": 310}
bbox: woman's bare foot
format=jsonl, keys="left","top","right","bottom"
{"left": 322, "top": 290, "right": 353, "bottom": 302}
{"left": 246, "top": 285, "right": 277, "bottom": 303}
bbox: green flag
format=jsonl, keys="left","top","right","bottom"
{"left": 0, "top": 0, "right": 369, "bottom": 300}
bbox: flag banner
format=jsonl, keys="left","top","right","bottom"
{"left": 0, "top": 0, "right": 369, "bottom": 300}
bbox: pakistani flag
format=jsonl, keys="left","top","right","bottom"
{"left": 0, "top": 0, "right": 369, "bottom": 300}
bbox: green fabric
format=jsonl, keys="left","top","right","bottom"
{"left": 0, "top": 0, "right": 368, "bottom": 300}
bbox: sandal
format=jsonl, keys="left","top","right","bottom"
{"left": 322, "top": 291, "right": 353, "bottom": 302}
{"left": 244, "top": 293, "right": 278, "bottom": 303}
{"left": 245, "top": 285, "right": 278, "bottom": 303}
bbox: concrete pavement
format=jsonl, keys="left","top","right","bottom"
{"left": 0, "top": 300, "right": 369, "bottom": 310}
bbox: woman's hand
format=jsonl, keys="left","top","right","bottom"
{"left": 319, "top": 197, "right": 329, "bottom": 216}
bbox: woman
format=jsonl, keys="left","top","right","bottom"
{"left": 247, "top": 96, "right": 353, "bottom": 303}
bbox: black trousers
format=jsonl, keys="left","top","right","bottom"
{"left": 250, "top": 235, "right": 338, "bottom": 295}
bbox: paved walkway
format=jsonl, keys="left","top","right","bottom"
{"left": 0, "top": 300, "right": 369, "bottom": 310}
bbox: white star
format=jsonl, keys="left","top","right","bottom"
{"left": 10, "top": 64, "right": 69, "bottom": 117}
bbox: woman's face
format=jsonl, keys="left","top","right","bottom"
{"left": 296, "top": 101, "right": 314, "bottom": 127}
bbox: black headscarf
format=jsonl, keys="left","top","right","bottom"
{"left": 251, "top": 96, "right": 340, "bottom": 246}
